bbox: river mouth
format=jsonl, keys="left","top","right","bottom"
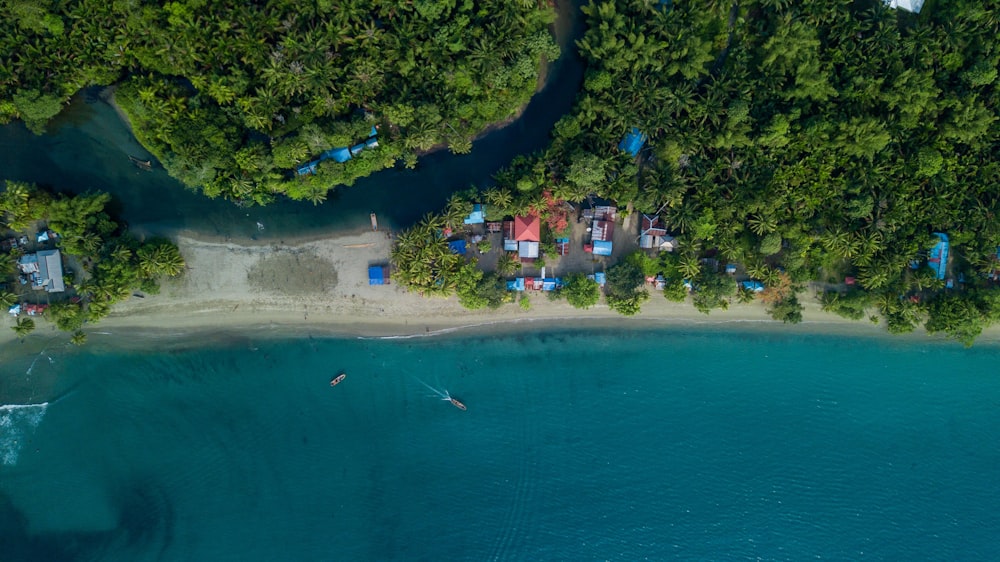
{"left": 0, "top": 0, "right": 586, "bottom": 244}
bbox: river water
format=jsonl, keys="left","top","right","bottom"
{"left": 0, "top": 0, "right": 585, "bottom": 241}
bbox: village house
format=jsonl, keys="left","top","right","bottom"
{"left": 463, "top": 204, "right": 485, "bottom": 225}
{"left": 638, "top": 214, "right": 677, "bottom": 251}
{"left": 583, "top": 205, "right": 616, "bottom": 256}
{"left": 18, "top": 249, "right": 65, "bottom": 293}
{"left": 504, "top": 215, "right": 541, "bottom": 261}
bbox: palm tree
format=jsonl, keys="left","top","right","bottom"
{"left": 12, "top": 316, "right": 35, "bottom": 339}
{"left": 153, "top": 245, "right": 186, "bottom": 277}
{"left": 495, "top": 252, "right": 520, "bottom": 277}
{"left": 138, "top": 243, "right": 186, "bottom": 278}
{"left": 0, "top": 291, "right": 16, "bottom": 309}
{"left": 484, "top": 187, "right": 512, "bottom": 211}
{"left": 70, "top": 330, "right": 87, "bottom": 346}
{"left": 442, "top": 195, "right": 468, "bottom": 229}
{"left": 306, "top": 189, "right": 327, "bottom": 206}
{"left": 678, "top": 253, "right": 702, "bottom": 280}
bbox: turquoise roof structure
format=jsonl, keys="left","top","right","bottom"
{"left": 296, "top": 127, "right": 380, "bottom": 175}
{"left": 618, "top": 127, "right": 647, "bottom": 157}
{"left": 506, "top": 277, "right": 526, "bottom": 291}
{"left": 464, "top": 204, "right": 485, "bottom": 225}
{"left": 593, "top": 240, "right": 613, "bottom": 256}
{"left": 929, "top": 233, "right": 949, "bottom": 280}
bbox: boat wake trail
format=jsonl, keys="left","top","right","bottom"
{"left": 25, "top": 351, "right": 48, "bottom": 376}
{"left": 412, "top": 376, "right": 449, "bottom": 400}
{"left": 0, "top": 402, "right": 48, "bottom": 466}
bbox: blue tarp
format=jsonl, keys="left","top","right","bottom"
{"left": 541, "top": 278, "right": 562, "bottom": 291}
{"left": 506, "top": 277, "right": 525, "bottom": 291}
{"left": 742, "top": 280, "right": 765, "bottom": 292}
{"left": 326, "top": 147, "right": 353, "bottom": 163}
{"left": 618, "top": 127, "right": 647, "bottom": 157}
{"left": 593, "top": 272, "right": 606, "bottom": 287}
{"left": 448, "top": 240, "right": 467, "bottom": 255}
{"left": 592, "top": 240, "right": 613, "bottom": 256}
{"left": 464, "top": 204, "right": 485, "bottom": 225}
{"left": 297, "top": 128, "right": 381, "bottom": 175}
{"left": 725, "top": 264, "right": 737, "bottom": 274}
{"left": 368, "top": 266, "right": 385, "bottom": 286}
{"left": 929, "top": 232, "right": 949, "bottom": 280}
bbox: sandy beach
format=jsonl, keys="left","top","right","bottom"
{"left": 5, "top": 227, "right": 976, "bottom": 354}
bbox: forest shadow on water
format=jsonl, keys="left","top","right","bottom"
{"left": 0, "top": 480, "right": 174, "bottom": 562}
{"left": 0, "top": 0, "right": 587, "bottom": 242}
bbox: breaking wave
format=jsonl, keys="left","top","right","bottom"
{"left": 0, "top": 402, "right": 48, "bottom": 466}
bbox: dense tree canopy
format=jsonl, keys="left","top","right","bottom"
{"left": 476, "top": 0, "right": 1000, "bottom": 343}
{"left": 0, "top": 0, "right": 559, "bottom": 204}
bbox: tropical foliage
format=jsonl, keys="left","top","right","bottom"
{"left": 474, "top": 0, "right": 1000, "bottom": 344}
{"left": 560, "top": 272, "right": 601, "bottom": 309}
{"left": 0, "top": 0, "right": 559, "bottom": 205}
{"left": 0, "top": 180, "right": 185, "bottom": 339}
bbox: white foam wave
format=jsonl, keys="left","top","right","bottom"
{"left": 0, "top": 402, "right": 49, "bottom": 466}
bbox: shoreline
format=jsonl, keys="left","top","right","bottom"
{"left": 2, "top": 230, "right": 993, "bottom": 359}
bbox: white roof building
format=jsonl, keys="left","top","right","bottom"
{"left": 18, "top": 249, "right": 65, "bottom": 293}
{"left": 884, "top": 0, "right": 923, "bottom": 13}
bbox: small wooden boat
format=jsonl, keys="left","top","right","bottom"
{"left": 449, "top": 397, "right": 467, "bottom": 411}
{"left": 370, "top": 212, "right": 378, "bottom": 231}
{"left": 330, "top": 372, "right": 347, "bottom": 387}
{"left": 128, "top": 155, "right": 152, "bottom": 171}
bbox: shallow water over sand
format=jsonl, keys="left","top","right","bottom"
{"left": 2, "top": 329, "right": 999, "bottom": 560}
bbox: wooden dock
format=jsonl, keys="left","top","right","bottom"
{"left": 370, "top": 212, "right": 378, "bottom": 231}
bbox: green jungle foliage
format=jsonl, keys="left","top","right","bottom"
{"left": 0, "top": 181, "right": 185, "bottom": 339}
{"left": 391, "top": 0, "right": 1000, "bottom": 344}
{"left": 453, "top": 0, "right": 1000, "bottom": 344}
{"left": 560, "top": 272, "right": 601, "bottom": 309}
{"left": 0, "top": 0, "right": 559, "bottom": 204}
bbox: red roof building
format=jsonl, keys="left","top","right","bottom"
{"left": 640, "top": 214, "right": 667, "bottom": 237}
{"left": 513, "top": 215, "right": 541, "bottom": 242}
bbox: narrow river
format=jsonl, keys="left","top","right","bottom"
{"left": 0, "top": 0, "right": 586, "bottom": 242}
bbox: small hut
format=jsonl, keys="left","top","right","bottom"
{"left": 368, "top": 265, "right": 390, "bottom": 285}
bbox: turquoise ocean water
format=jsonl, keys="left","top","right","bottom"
{"left": 2, "top": 328, "right": 999, "bottom": 560}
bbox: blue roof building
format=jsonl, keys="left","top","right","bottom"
{"left": 618, "top": 127, "right": 647, "bottom": 158}
{"left": 506, "top": 277, "right": 526, "bottom": 291}
{"left": 592, "top": 240, "right": 613, "bottom": 256}
{"left": 296, "top": 161, "right": 318, "bottom": 175}
{"left": 464, "top": 204, "right": 485, "bottom": 225}
{"left": 742, "top": 280, "right": 765, "bottom": 293}
{"left": 929, "top": 233, "right": 949, "bottom": 280}
{"left": 297, "top": 127, "right": 380, "bottom": 175}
